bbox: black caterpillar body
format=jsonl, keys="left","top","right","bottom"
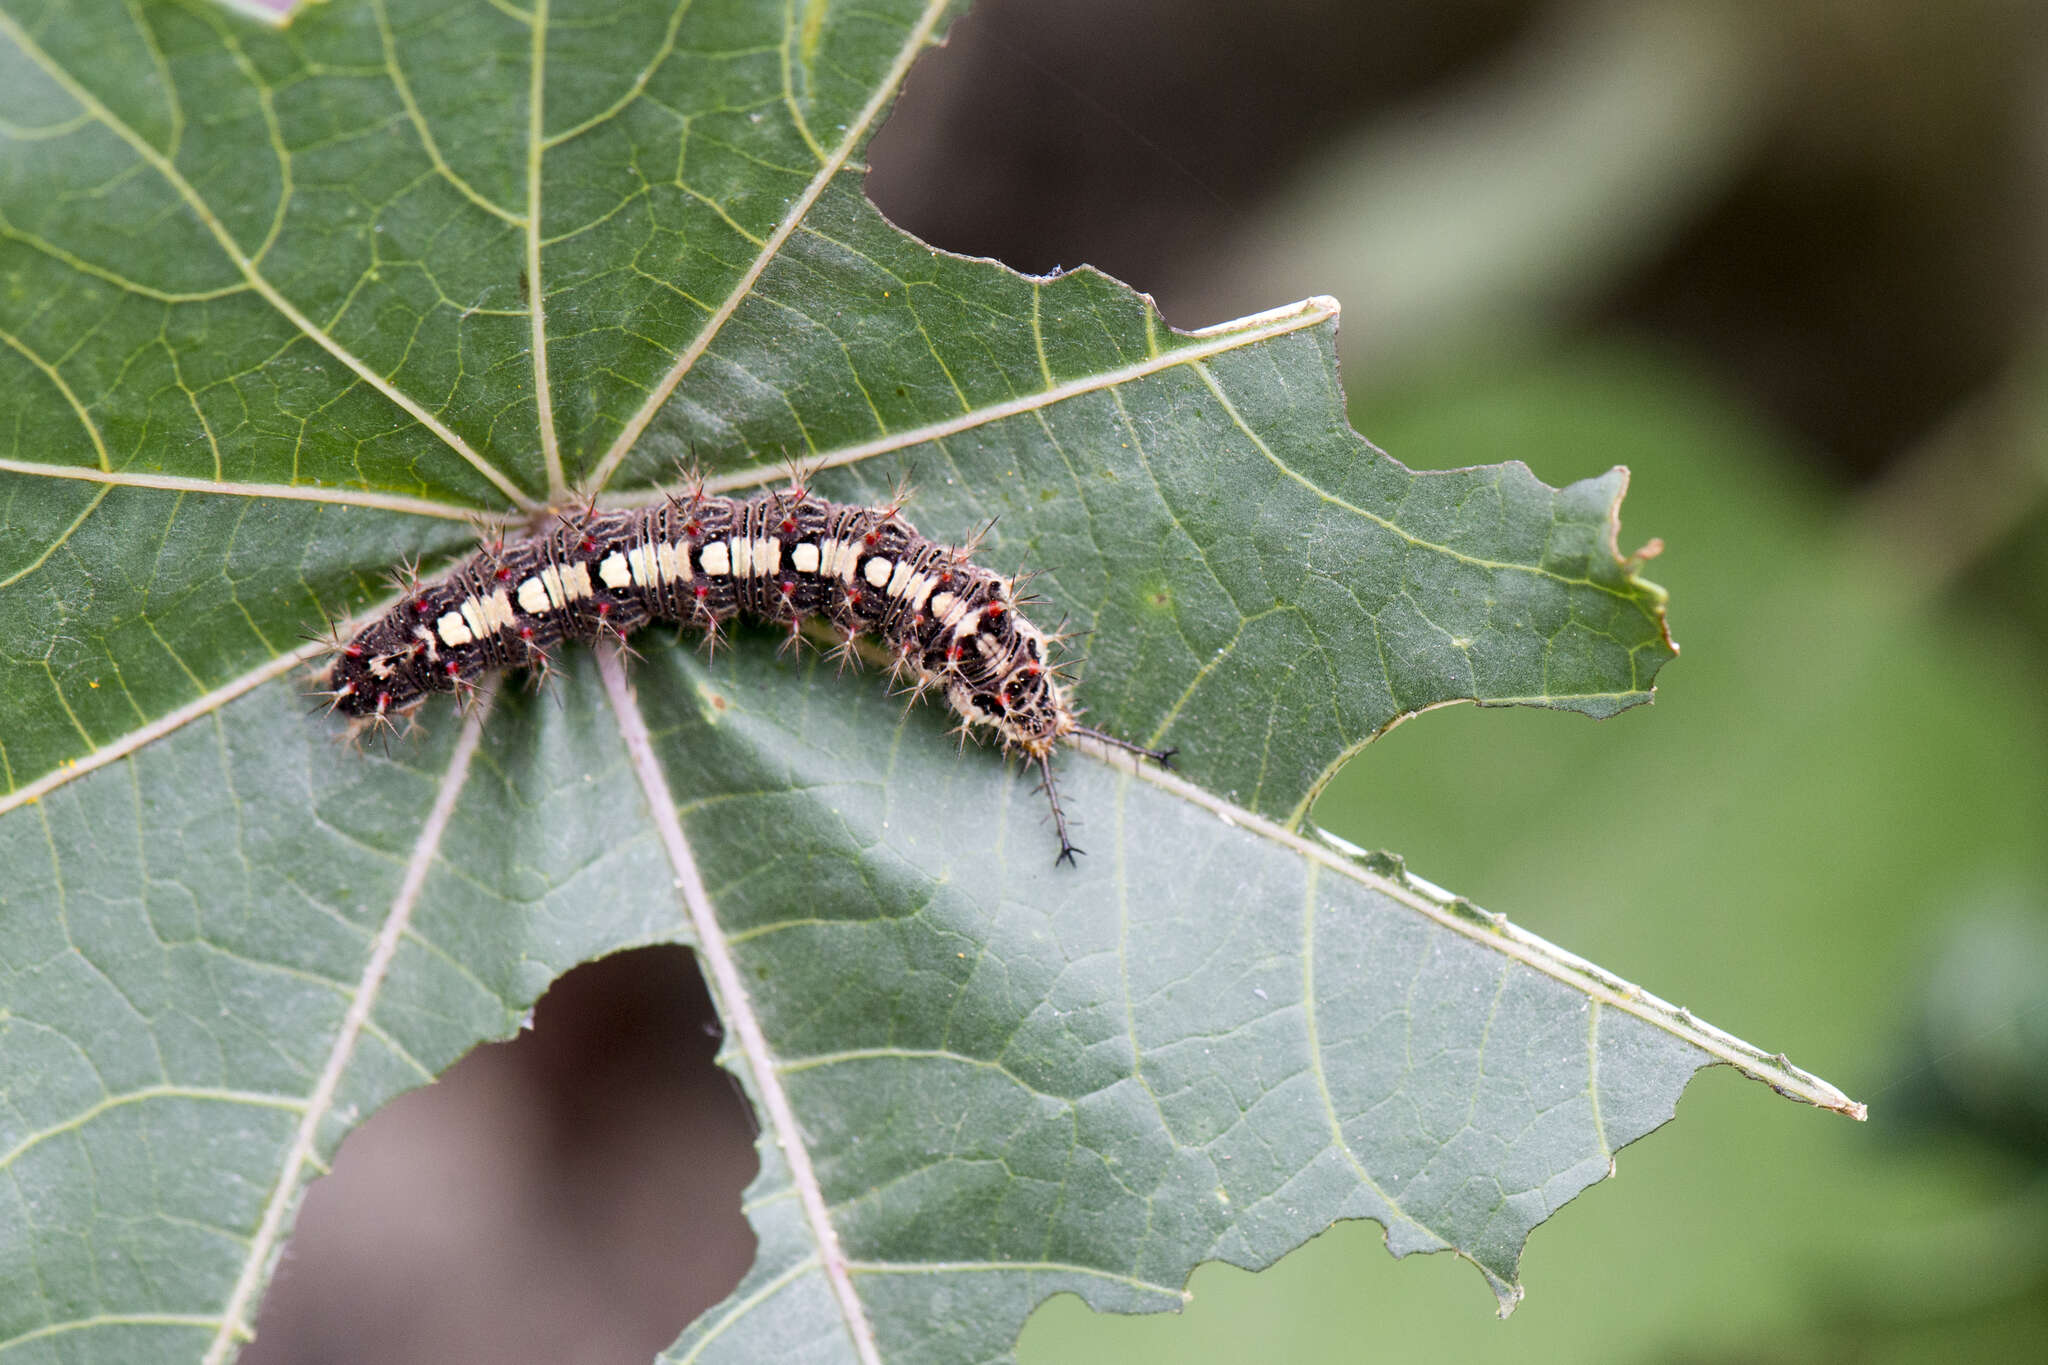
{"left": 321, "top": 480, "right": 1171, "bottom": 862}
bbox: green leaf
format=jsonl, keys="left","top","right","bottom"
{"left": 0, "top": 2, "right": 1857, "bottom": 1362}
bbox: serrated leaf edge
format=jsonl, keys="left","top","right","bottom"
{"left": 1078, "top": 735, "right": 1864, "bottom": 1119}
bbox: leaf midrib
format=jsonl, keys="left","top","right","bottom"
{"left": 526, "top": 0, "right": 565, "bottom": 501}
{"left": 597, "top": 647, "right": 884, "bottom": 1363}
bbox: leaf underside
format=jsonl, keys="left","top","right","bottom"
{"left": 0, "top": 2, "right": 1847, "bottom": 1363}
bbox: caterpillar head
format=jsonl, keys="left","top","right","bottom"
{"left": 319, "top": 614, "right": 435, "bottom": 720}
{"left": 960, "top": 612, "right": 1074, "bottom": 758}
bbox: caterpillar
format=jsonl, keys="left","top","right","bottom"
{"left": 319, "top": 475, "right": 1174, "bottom": 864}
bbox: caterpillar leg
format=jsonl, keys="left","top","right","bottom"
{"left": 1069, "top": 723, "right": 1177, "bottom": 769}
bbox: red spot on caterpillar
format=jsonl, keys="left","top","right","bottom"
{"left": 412, "top": 599, "right": 430, "bottom": 615}
{"left": 519, "top": 626, "right": 535, "bottom": 640}
{"left": 693, "top": 585, "right": 709, "bottom": 599}
{"left": 597, "top": 601, "right": 613, "bottom": 618}
{"left": 779, "top": 517, "right": 796, "bottom": 534}
{"left": 443, "top": 660, "right": 461, "bottom": 676}
{"left": 495, "top": 566, "right": 513, "bottom": 581}
{"left": 685, "top": 520, "right": 702, "bottom": 536}
{"left": 864, "top": 530, "right": 880, "bottom": 546}
{"left": 344, "top": 644, "right": 365, "bottom": 659}
{"left": 375, "top": 691, "right": 392, "bottom": 712}
{"left": 580, "top": 537, "right": 596, "bottom": 554}
{"left": 983, "top": 600, "right": 1005, "bottom": 618}
{"left": 778, "top": 579, "right": 795, "bottom": 596}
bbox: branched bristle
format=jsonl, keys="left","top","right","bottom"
{"left": 894, "top": 672, "right": 938, "bottom": 719}
{"left": 1070, "top": 723, "right": 1177, "bottom": 769}
{"left": 780, "top": 454, "right": 823, "bottom": 501}
{"left": 670, "top": 454, "right": 709, "bottom": 507}
{"left": 554, "top": 493, "right": 601, "bottom": 538}
{"left": 696, "top": 619, "right": 726, "bottom": 659}
{"left": 775, "top": 617, "right": 811, "bottom": 659}
{"left": 385, "top": 555, "right": 423, "bottom": 596}
{"left": 1037, "top": 753, "right": 1082, "bottom": 867}
{"left": 474, "top": 529, "right": 508, "bottom": 569}
{"left": 956, "top": 515, "right": 999, "bottom": 560}
{"left": 825, "top": 628, "right": 864, "bottom": 676}
{"left": 884, "top": 470, "right": 916, "bottom": 518}
{"left": 467, "top": 516, "right": 508, "bottom": 557}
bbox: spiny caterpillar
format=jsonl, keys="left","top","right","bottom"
{"left": 319, "top": 475, "right": 1174, "bottom": 863}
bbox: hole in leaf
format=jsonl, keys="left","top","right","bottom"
{"left": 245, "top": 947, "right": 757, "bottom": 1363}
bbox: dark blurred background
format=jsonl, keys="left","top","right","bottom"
{"left": 249, "top": 1, "right": 2048, "bottom": 1360}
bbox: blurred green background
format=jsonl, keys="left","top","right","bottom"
{"left": 252, "top": 1, "right": 2048, "bottom": 1360}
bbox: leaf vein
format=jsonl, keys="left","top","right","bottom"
{"left": 527, "top": 0, "right": 564, "bottom": 500}
{"left": 663, "top": 298, "right": 1340, "bottom": 499}
{"left": 370, "top": 0, "right": 525, "bottom": 226}
{"left": 584, "top": 0, "right": 955, "bottom": 495}
{"left": 0, "top": 9, "right": 539, "bottom": 511}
